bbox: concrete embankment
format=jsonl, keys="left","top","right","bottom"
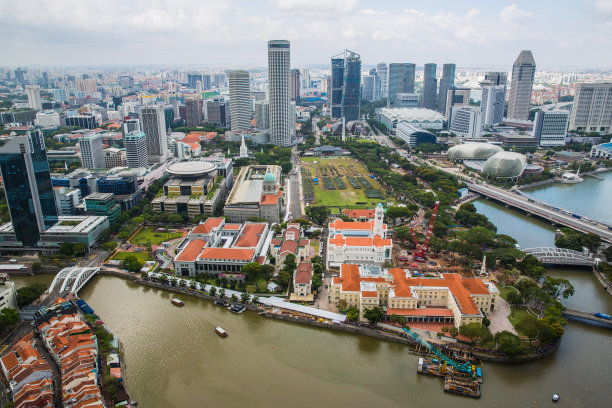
{"left": 592, "top": 268, "right": 612, "bottom": 297}
{"left": 88, "top": 272, "right": 560, "bottom": 364}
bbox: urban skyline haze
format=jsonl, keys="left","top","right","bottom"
{"left": 1, "top": 0, "right": 612, "bottom": 68}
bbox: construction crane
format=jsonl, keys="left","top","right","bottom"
{"left": 410, "top": 201, "right": 439, "bottom": 262}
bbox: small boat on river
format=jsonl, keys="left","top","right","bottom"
{"left": 228, "top": 304, "right": 245, "bottom": 314}
{"left": 171, "top": 298, "right": 184, "bottom": 306}
{"left": 215, "top": 327, "right": 228, "bottom": 337}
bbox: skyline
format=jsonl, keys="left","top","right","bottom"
{"left": 1, "top": 0, "right": 612, "bottom": 68}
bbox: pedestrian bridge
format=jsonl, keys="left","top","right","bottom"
{"left": 522, "top": 247, "right": 594, "bottom": 266}
{"left": 48, "top": 267, "right": 100, "bottom": 295}
{"left": 563, "top": 309, "right": 612, "bottom": 329}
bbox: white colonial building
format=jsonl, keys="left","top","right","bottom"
{"left": 326, "top": 204, "right": 392, "bottom": 268}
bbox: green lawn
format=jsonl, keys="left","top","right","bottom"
{"left": 129, "top": 228, "right": 183, "bottom": 246}
{"left": 507, "top": 306, "right": 538, "bottom": 335}
{"left": 496, "top": 284, "right": 519, "bottom": 302}
{"left": 246, "top": 278, "right": 269, "bottom": 293}
{"left": 111, "top": 251, "right": 154, "bottom": 262}
{"left": 301, "top": 157, "right": 395, "bottom": 208}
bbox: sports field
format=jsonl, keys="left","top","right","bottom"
{"left": 300, "top": 157, "right": 394, "bottom": 208}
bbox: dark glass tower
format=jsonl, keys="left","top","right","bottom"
{"left": 422, "top": 63, "right": 437, "bottom": 110}
{"left": 330, "top": 58, "right": 345, "bottom": 119}
{"left": 0, "top": 131, "right": 58, "bottom": 246}
{"left": 331, "top": 50, "right": 361, "bottom": 121}
{"left": 438, "top": 63, "right": 456, "bottom": 113}
{"left": 387, "top": 63, "right": 416, "bottom": 108}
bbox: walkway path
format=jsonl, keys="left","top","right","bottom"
{"left": 488, "top": 297, "right": 517, "bottom": 335}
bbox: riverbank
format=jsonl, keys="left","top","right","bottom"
{"left": 101, "top": 271, "right": 560, "bottom": 364}
{"left": 592, "top": 267, "right": 612, "bottom": 296}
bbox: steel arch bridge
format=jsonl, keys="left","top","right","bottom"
{"left": 522, "top": 247, "right": 594, "bottom": 266}
{"left": 48, "top": 267, "right": 100, "bottom": 295}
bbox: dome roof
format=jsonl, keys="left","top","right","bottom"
{"left": 447, "top": 143, "right": 503, "bottom": 160}
{"left": 263, "top": 172, "right": 275, "bottom": 182}
{"left": 482, "top": 152, "right": 527, "bottom": 178}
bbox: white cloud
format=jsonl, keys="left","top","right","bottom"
{"left": 593, "top": 0, "right": 612, "bottom": 14}
{"left": 361, "top": 9, "right": 387, "bottom": 15}
{"left": 499, "top": 4, "right": 534, "bottom": 25}
{"left": 270, "top": 0, "right": 358, "bottom": 12}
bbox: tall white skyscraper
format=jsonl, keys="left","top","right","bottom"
{"left": 480, "top": 85, "right": 506, "bottom": 126}
{"left": 569, "top": 82, "right": 612, "bottom": 133}
{"left": 140, "top": 105, "right": 168, "bottom": 163}
{"left": 450, "top": 106, "right": 482, "bottom": 138}
{"left": 507, "top": 50, "right": 536, "bottom": 121}
{"left": 268, "top": 40, "right": 292, "bottom": 146}
{"left": 533, "top": 108, "right": 569, "bottom": 147}
{"left": 25, "top": 85, "right": 42, "bottom": 110}
{"left": 78, "top": 133, "right": 104, "bottom": 169}
{"left": 124, "top": 131, "right": 149, "bottom": 168}
{"left": 376, "top": 63, "right": 388, "bottom": 99}
{"left": 300, "top": 67, "right": 310, "bottom": 88}
{"left": 229, "top": 70, "right": 252, "bottom": 131}
{"left": 254, "top": 100, "right": 270, "bottom": 129}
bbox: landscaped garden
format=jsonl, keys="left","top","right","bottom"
{"left": 300, "top": 157, "right": 395, "bottom": 208}
{"left": 129, "top": 227, "right": 184, "bottom": 246}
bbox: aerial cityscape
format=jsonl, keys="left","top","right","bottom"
{"left": 0, "top": 1, "right": 611, "bottom": 407}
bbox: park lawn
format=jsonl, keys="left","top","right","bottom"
{"left": 246, "top": 278, "right": 269, "bottom": 293}
{"left": 495, "top": 284, "right": 518, "bottom": 302}
{"left": 301, "top": 156, "right": 395, "bottom": 207}
{"left": 130, "top": 227, "right": 183, "bottom": 246}
{"left": 507, "top": 306, "right": 534, "bottom": 335}
{"left": 111, "top": 251, "right": 154, "bottom": 262}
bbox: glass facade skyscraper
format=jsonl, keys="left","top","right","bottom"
{"left": 330, "top": 50, "right": 361, "bottom": 121}
{"left": 437, "top": 63, "right": 456, "bottom": 113}
{"left": 422, "top": 63, "right": 437, "bottom": 110}
{"left": 0, "top": 131, "right": 58, "bottom": 246}
{"left": 387, "top": 63, "right": 415, "bottom": 108}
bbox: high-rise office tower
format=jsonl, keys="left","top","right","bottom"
{"left": 229, "top": 70, "right": 251, "bottom": 131}
{"left": 437, "top": 63, "right": 456, "bottom": 113}
{"left": 187, "top": 73, "right": 202, "bottom": 89}
{"left": 387, "top": 63, "right": 415, "bottom": 108}
{"left": 330, "top": 50, "right": 361, "bottom": 121}
{"left": 300, "top": 68, "right": 310, "bottom": 89}
{"left": 569, "top": 82, "right": 612, "bottom": 133}
{"left": 507, "top": 50, "right": 536, "bottom": 120}
{"left": 445, "top": 87, "right": 471, "bottom": 119}
{"left": 533, "top": 108, "right": 569, "bottom": 146}
{"left": 290, "top": 69, "right": 301, "bottom": 102}
{"left": 376, "top": 63, "right": 388, "bottom": 99}
{"left": 185, "top": 99, "right": 202, "bottom": 127}
{"left": 124, "top": 131, "right": 149, "bottom": 168}
{"left": 141, "top": 105, "right": 168, "bottom": 162}
{"left": 206, "top": 96, "right": 230, "bottom": 128}
{"left": 362, "top": 75, "right": 378, "bottom": 102}
{"left": 330, "top": 57, "right": 345, "bottom": 118}
{"left": 450, "top": 106, "right": 482, "bottom": 139}
{"left": 422, "top": 63, "right": 437, "bottom": 110}
{"left": 480, "top": 85, "right": 506, "bottom": 126}
{"left": 202, "top": 74, "right": 211, "bottom": 90}
{"left": 0, "top": 131, "right": 58, "bottom": 246}
{"left": 14, "top": 68, "right": 26, "bottom": 85}
{"left": 79, "top": 133, "right": 104, "bottom": 169}
{"left": 485, "top": 71, "right": 508, "bottom": 86}
{"left": 25, "top": 85, "right": 42, "bottom": 110}
{"left": 123, "top": 118, "right": 141, "bottom": 135}
{"left": 268, "top": 40, "right": 292, "bottom": 146}
{"left": 254, "top": 100, "right": 270, "bottom": 129}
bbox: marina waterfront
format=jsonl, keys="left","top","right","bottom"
{"left": 7, "top": 172, "right": 611, "bottom": 407}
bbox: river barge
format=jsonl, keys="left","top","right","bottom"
{"left": 171, "top": 298, "right": 184, "bottom": 306}
{"left": 215, "top": 327, "right": 228, "bottom": 337}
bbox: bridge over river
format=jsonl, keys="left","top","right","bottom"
{"left": 522, "top": 247, "right": 595, "bottom": 266}
{"left": 562, "top": 309, "right": 612, "bottom": 328}
{"left": 467, "top": 182, "right": 612, "bottom": 242}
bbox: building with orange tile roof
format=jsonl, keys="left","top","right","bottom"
{"left": 0, "top": 333, "right": 53, "bottom": 407}
{"left": 327, "top": 204, "right": 391, "bottom": 268}
{"left": 293, "top": 262, "right": 313, "bottom": 297}
{"left": 341, "top": 208, "right": 376, "bottom": 221}
{"left": 174, "top": 218, "right": 269, "bottom": 278}
{"left": 38, "top": 313, "right": 104, "bottom": 408}
{"left": 330, "top": 264, "right": 499, "bottom": 326}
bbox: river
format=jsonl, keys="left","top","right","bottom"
{"left": 8, "top": 174, "right": 611, "bottom": 407}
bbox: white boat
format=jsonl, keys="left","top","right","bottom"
{"left": 171, "top": 298, "right": 184, "bottom": 306}
{"left": 215, "top": 327, "right": 228, "bottom": 337}
{"left": 560, "top": 167, "right": 583, "bottom": 184}
{"left": 552, "top": 393, "right": 560, "bottom": 402}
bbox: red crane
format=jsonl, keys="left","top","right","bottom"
{"left": 410, "top": 201, "right": 440, "bottom": 262}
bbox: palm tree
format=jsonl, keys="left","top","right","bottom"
{"left": 219, "top": 289, "right": 226, "bottom": 299}
{"left": 189, "top": 280, "right": 197, "bottom": 290}
{"left": 209, "top": 286, "right": 217, "bottom": 296}
{"left": 240, "top": 292, "right": 250, "bottom": 304}
{"left": 230, "top": 294, "right": 238, "bottom": 302}
{"left": 179, "top": 279, "right": 187, "bottom": 288}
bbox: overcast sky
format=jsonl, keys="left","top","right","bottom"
{"left": 1, "top": 0, "right": 611, "bottom": 68}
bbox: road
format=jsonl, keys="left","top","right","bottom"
{"left": 286, "top": 147, "right": 303, "bottom": 220}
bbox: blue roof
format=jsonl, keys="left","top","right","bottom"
{"left": 595, "top": 142, "right": 612, "bottom": 152}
